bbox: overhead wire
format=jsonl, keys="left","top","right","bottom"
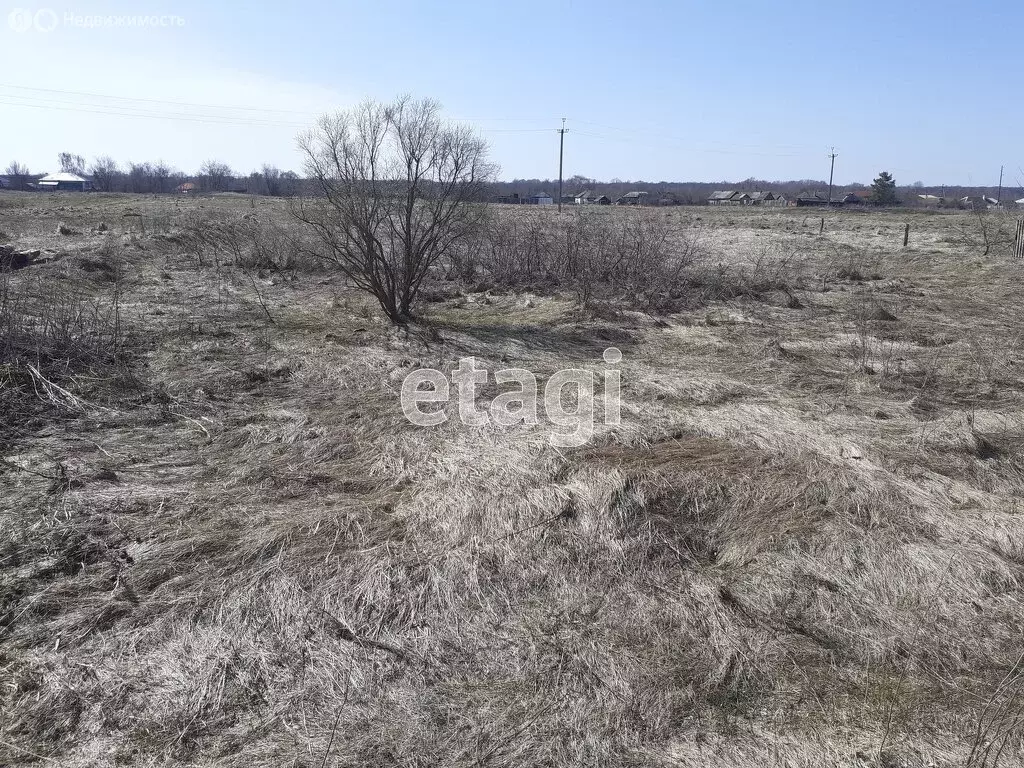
{"left": 0, "top": 84, "right": 867, "bottom": 163}
{"left": 0, "top": 82, "right": 320, "bottom": 116}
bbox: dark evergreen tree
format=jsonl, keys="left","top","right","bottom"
{"left": 870, "top": 171, "right": 899, "bottom": 205}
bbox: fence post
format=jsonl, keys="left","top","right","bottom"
{"left": 820, "top": 217, "right": 824, "bottom": 234}
{"left": 903, "top": 223, "right": 910, "bottom": 248}
{"left": 1015, "top": 219, "right": 1024, "bottom": 259}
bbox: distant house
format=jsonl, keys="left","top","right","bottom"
{"left": 917, "top": 194, "right": 942, "bottom": 206}
{"left": 707, "top": 190, "right": 773, "bottom": 206}
{"left": 615, "top": 191, "right": 648, "bottom": 206}
{"left": 36, "top": 172, "right": 92, "bottom": 191}
{"left": 493, "top": 192, "right": 522, "bottom": 204}
{"left": 794, "top": 191, "right": 845, "bottom": 207}
{"left": 960, "top": 195, "right": 1000, "bottom": 209}
{"left": 842, "top": 191, "right": 870, "bottom": 205}
{"left": 795, "top": 192, "right": 830, "bottom": 207}
{"left": 707, "top": 190, "right": 737, "bottom": 205}
{"left": 746, "top": 191, "right": 787, "bottom": 207}
{"left": 572, "top": 189, "right": 612, "bottom": 205}
{"left": 177, "top": 182, "right": 196, "bottom": 194}
{"left": 530, "top": 193, "right": 553, "bottom": 206}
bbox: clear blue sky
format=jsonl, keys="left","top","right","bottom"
{"left": 2, "top": 0, "right": 1022, "bottom": 187}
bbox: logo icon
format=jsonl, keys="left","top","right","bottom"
{"left": 34, "top": 8, "right": 58, "bottom": 32}
{"left": 7, "top": 8, "right": 33, "bottom": 32}
{"left": 7, "top": 8, "right": 59, "bottom": 32}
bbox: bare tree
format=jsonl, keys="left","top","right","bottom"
{"left": 58, "top": 152, "right": 86, "bottom": 175}
{"left": 261, "top": 164, "right": 282, "bottom": 196}
{"left": 89, "top": 156, "right": 119, "bottom": 192}
{"left": 279, "top": 170, "right": 300, "bottom": 197}
{"left": 246, "top": 171, "right": 265, "bottom": 195}
{"left": 5, "top": 161, "right": 30, "bottom": 191}
{"left": 296, "top": 96, "right": 496, "bottom": 323}
{"left": 199, "top": 160, "right": 232, "bottom": 193}
{"left": 126, "top": 162, "right": 152, "bottom": 193}
{"left": 152, "top": 161, "right": 172, "bottom": 193}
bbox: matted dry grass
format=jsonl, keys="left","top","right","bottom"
{"left": 2, "top": 194, "right": 1023, "bottom": 767}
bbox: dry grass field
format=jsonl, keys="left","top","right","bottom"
{"left": 1, "top": 192, "right": 1023, "bottom": 767}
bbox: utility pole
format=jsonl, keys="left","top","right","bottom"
{"left": 557, "top": 117, "right": 568, "bottom": 213}
{"left": 827, "top": 147, "right": 838, "bottom": 204}
{"left": 997, "top": 165, "right": 1003, "bottom": 203}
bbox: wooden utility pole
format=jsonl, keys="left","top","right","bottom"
{"left": 997, "top": 165, "right": 1004, "bottom": 204}
{"left": 827, "top": 147, "right": 838, "bottom": 204}
{"left": 557, "top": 118, "right": 568, "bottom": 213}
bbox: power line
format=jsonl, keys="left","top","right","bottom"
{"left": 0, "top": 83, "right": 821, "bottom": 157}
{"left": 572, "top": 129, "right": 804, "bottom": 158}
{"left": 0, "top": 97, "right": 309, "bottom": 128}
{"left": 573, "top": 118, "right": 815, "bottom": 152}
{"left": 0, "top": 85, "right": 860, "bottom": 171}
{"left": 0, "top": 92, "right": 563, "bottom": 134}
{"left": 0, "top": 93, "right": 310, "bottom": 125}
{"left": 477, "top": 128, "right": 557, "bottom": 133}
{"left": 0, "top": 82, "right": 320, "bottom": 116}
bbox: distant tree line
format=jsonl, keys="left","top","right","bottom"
{"left": 490, "top": 174, "right": 1019, "bottom": 207}
{"left": 3, "top": 153, "right": 1018, "bottom": 205}
{"left": 3, "top": 153, "right": 305, "bottom": 196}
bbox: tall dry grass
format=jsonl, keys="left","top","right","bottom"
{"left": 2, "top": 202, "right": 1024, "bottom": 768}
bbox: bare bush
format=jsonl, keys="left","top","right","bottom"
{"left": 476, "top": 209, "right": 557, "bottom": 286}
{"left": 295, "top": 96, "right": 496, "bottom": 323}
{"left": 176, "top": 212, "right": 307, "bottom": 272}
{"left": 470, "top": 209, "right": 706, "bottom": 311}
{"left": 0, "top": 273, "right": 126, "bottom": 438}
{"left": 0, "top": 277, "right": 123, "bottom": 374}
{"left": 951, "top": 208, "right": 1021, "bottom": 256}
{"left": 683, "top": 249, "right": 806, "bottom": 306}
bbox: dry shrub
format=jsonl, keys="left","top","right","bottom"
{"left": 679, "top": 250, "right": 807, "bottom": 307}
{"left": 77, "top": 238, "right": 128, "bottom": 283}
{"left": 176, "top": 211, "right": 312, "bottom": 272}
{"left": 0, "top": 273, "right": 126, "bottom": 438}
{"left": 0, "top": 277, "right": 123, "bottom": 375}
{"left": 466, "top": 209, "right": 706, "bottom": 312}
{"left": 457, "top": 210, "right": 815, "bottom": 313}
{"left": 950, "top": 208, "right": 1021, "bottom": 256}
